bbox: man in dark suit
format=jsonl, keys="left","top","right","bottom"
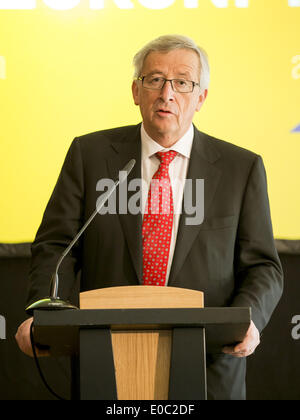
{"left": 16, "top": 35, "right": 283, "bottom": 399}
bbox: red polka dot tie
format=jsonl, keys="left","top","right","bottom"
{"left": 142, "top": 150, "right": 178, "bottom": 286}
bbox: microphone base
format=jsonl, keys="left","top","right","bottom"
{"left": 26, "top": 297, "right": 79, "bottom": 316}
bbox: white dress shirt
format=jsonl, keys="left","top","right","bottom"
{"left": 141, "top": 123, "right": 194, "bottom": 285}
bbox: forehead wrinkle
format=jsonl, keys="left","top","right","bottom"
{"left": 145, "top": 70, "right": 165, "bottom": 76}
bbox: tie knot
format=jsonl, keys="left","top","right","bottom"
{"left": 156, "top": 150, "right": 177, "bottom": 167}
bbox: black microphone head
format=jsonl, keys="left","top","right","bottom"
{"left": 123, "top": 158, "right": 136, "bottom": 174}
{"left": 119, "top": 159, "right": 136, "bottom": 183}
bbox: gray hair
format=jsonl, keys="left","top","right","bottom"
{"left": 133, "top": 34, "right": 210, "bottom": 93}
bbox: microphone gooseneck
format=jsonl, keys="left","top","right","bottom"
{"left": 26, "top": 159, "right": 136, "bottom": 315}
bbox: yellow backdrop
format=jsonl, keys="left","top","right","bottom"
{"left": 0, "top": 0, "right": 299, "bottom": 242}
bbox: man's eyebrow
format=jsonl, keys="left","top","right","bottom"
{"left": 145, "top": 70, "right": 165, "bottom": 76}
{"left": 176, "top": 71, "right": 193, "bottom": 78}
{"left": 145, "top": 70, "right": 193, "bottom": 79}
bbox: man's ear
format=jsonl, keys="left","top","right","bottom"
{"left": 132, "top": 80, "right": 140, "bottom": 106}
{"left": 196, "top": 89, "right": 208, "bottom": 112}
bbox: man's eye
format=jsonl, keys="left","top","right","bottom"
{"left": 177, "top": 79, "right": 187, "bottom": 86}
{"left": 150, "top": 77, "right": 162, "bottom": 83}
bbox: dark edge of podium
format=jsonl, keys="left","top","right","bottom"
{"left": 33, "top": 307, "right": 250, "bottom": 400}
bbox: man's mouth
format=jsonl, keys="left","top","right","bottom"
{"left": 156, "top": 109, "right": 173, "bottom": 115}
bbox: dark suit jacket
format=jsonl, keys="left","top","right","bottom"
{"left": 27, "top": 124, "right": 283, "bottom": 399}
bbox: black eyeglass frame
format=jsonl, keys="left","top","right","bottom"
{"left": 137, "top": 76, "right": 200, "bottom": 93}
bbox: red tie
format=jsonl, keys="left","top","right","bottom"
{"left": 142, "top": 150, "right": 178, "bottom": 286}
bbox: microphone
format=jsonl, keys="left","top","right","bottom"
{"left": 26, "top": 159, "right": 136, "bottom": 316}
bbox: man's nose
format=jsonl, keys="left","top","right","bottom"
{"left": 160, "top": 80, "right": 175, "bottom": 101}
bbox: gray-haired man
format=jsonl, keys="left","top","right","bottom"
{"left": 16, "top": 35, "right": 283, "bottom": 400}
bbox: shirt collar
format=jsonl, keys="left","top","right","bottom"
{"left": 141, "top": 123, "right": 194, "bottom": 161}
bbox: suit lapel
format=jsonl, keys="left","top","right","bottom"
{"left": 168, "top": 128, "right": 222, "bottom": 286}
{"left": 106, "top": 124, "right": 143, "bottom": 284}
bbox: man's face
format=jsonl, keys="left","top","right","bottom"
{"left": 132, "top": 48, "right": 207, "bottom": 145}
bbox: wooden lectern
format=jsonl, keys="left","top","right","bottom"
{"left": 33, "top": 286, "right": 250, "bottom": 400}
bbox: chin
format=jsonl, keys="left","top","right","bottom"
{"left": 154, "top": 121, "right": 177, "bottom": 135}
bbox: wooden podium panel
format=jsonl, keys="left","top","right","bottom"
{"left": 111, "top": 330, "right": 172, "bottom": 400}
{"left": 80, "top": 285, "right": 204, "bottom": 309}
{"left": 80, "top": 286, "right": 203, "bottom": 400}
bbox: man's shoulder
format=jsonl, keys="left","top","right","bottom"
{"left": 195, "top": 128, "right": 259, "bottom": 163}
{"left": 75, "top": 124, "right": 140, "bottom": 146}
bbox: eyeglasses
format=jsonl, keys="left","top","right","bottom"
{"left": 138, "top": 75, "right": 200, "bottom": 93}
